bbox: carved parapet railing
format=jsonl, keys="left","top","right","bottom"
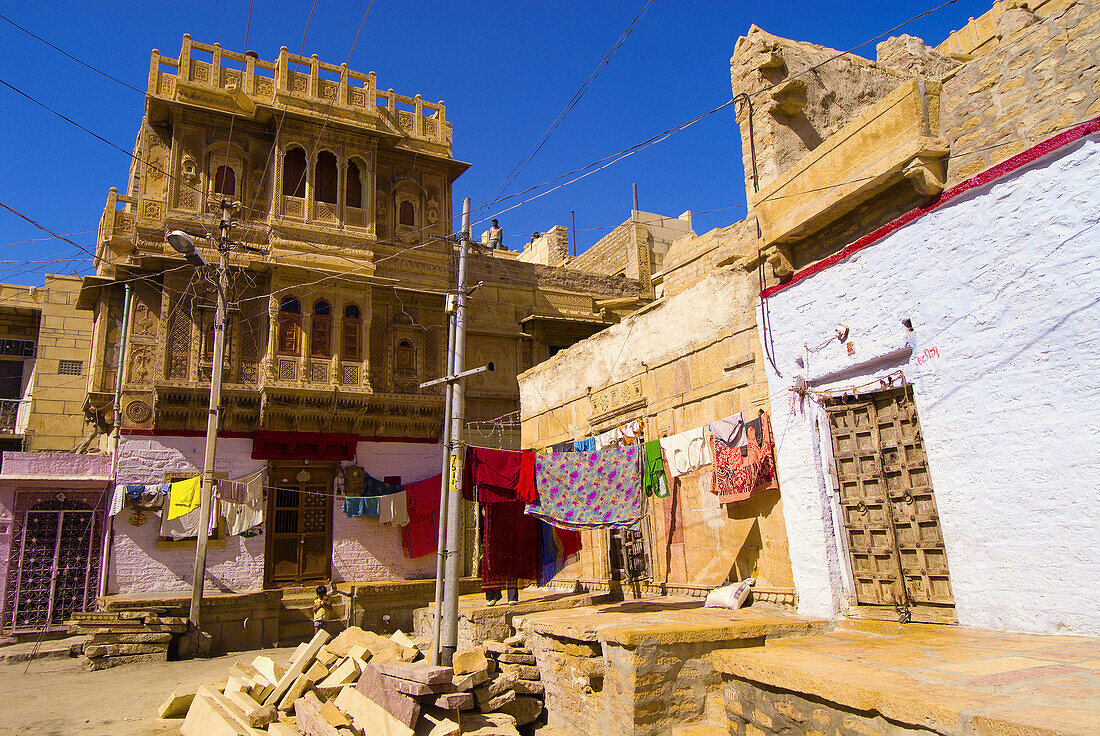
{"left": 147, "top": 34, "right": 452, "bottom": 151}
{"left": 750, "top": 78, "right": 949, "bottom": 249}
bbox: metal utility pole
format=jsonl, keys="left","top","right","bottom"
{"left": 188, "top": 201, "right": 232, "bottom": 632}
{"left": 418, "top": 198, "right": 494, "bottom": 665}
{"left": 430, "top": 306, "right": 456, "bottom": 665}
{"left": 632, "top": 182, "right": 639, "bottom": 213}
{"left": 440, "top": 197, "right": 472, "bottom": 666}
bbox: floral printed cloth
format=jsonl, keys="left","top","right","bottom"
{"left": 528, "top": 446, "right": 644, "bottom": 529}
{"left": 710, "top": 412, "right": 778, "bottom": 503}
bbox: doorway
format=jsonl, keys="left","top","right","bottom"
{"left": 6, "top": 493, "right": 103, "bottom": 634}
{"left": 264, "top": 464, "right": 334, "bottom": 587}
{"left": 825, "top": 385, "right": 955, "bottom": 623}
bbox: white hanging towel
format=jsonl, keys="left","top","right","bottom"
{"left": 379, "top": 490, "right": 409, "bottom": 527}
{"left": 658, "top": 426, "right": 712, "bottom": 478}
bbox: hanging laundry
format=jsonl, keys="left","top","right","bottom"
{"left": 160, "top": 500, "right": 218, "bottom": 540}
{"left": 594, "top": 428, "right": 619, "bottom": 450}
{"left": 710, "top": 412, "right": 778, "bottom": 503}
{"left": 573, "top": 437, "right": 596, "bottom": 452}
{"left": 358, "top": 472, "right": 402, "bottom": 498}
{"left": 379, "top": 490, "right": 410, "bottom": 527}
{"left": 708, "top": 413, "right": 745, "bottom": 445}
{"left": 528, "top": 446, "right": 644, "bottom": 530}
{"left": 166, "top": 476, "right": 202, "bottom": 521}
{"left": 402, "top": 474, "right": 442, "bottom": 560}
{"left": 463, "top": 446, "right": 532, "bottom": 503}
{"left": 658, "top": 427, "right": 712, "bottom": 478}
{"left": 537, "top": 522, "right": 583, "bottom": 585}
{"left": 221, "top": 471, "right": 265, "bottom": 536}
{"left": 108, "top": 485, "right": 126, "bottom": 517}
{"left": 617, "top": 419, "right": 643, "bottom": 446}
{"left": 343, "top": 495, "right": 381, "bottom": 517}
{"left": 482, "top": 500, "right": 541, "bottom": 592}
{"left": 642, "top": 439, "right": 670, "bottom": 498}
{"left": 517, "top": 451, "right": 538, "bottom": 504}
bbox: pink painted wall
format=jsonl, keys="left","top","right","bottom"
{"left": 110, "top": 436, "right": 443, "bottom": 594}
{"left": 331, "top": 442, "right": 443, "bottom": 583}
{"left": 110, "top": 436, "right": 267, "bottom": 594}
{"left": 0, "top": 451, "right": 112, "bottom": 479}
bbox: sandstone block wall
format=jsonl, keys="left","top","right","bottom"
{"left": 938, "top": 0, "right": 1100, "bottom": 185}
{"left": 724, "top": 678, "right": 939, "bottom": 736}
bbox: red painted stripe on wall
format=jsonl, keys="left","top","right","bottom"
{"left": 761, "top": 117, "right": 1100, "bottom": 299}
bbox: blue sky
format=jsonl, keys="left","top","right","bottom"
{"left": 0, "top": 0, "right": 992, "bottom": 285}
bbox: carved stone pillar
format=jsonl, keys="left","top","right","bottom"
{"left": 299, "top": 311, "right": 312, "bottom": 384}
{"left": 263, "top": 291, "right": 278, "bottom": 382}
{"left": 361, "top": 287, "right": 373, "bottom": 390}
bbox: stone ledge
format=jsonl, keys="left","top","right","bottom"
{"left": 715, "top": 646, "right": 1021, "bottom": 736}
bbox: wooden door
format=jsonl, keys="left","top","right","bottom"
{"left": 825, "top": 386, "right": 955, "bottom": 622}
{"left": 266, "top": 465, "right": 332, "bottom": 587}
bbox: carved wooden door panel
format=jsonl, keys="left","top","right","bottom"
{"left": 826, "top": 386, "right": 955, "bottom": 622}
{"left": 266, "top": 467, "right": 332, "bottom": 586}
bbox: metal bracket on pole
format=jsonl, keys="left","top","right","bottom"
{"left": 418, "top": 362, "right": 494, "bottom": 390}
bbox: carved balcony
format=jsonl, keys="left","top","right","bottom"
{"left": 751, "top": 78, "right": 950, "bottom": 248}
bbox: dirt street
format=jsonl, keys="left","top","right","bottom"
{"left": 0, "top": 645, "right": 300, "bottom": 736}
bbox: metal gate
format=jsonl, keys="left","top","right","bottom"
{"left": 825, "top": 385, "right": 955, "bottom": 622}
{"left": 5, "top": 493, "right": 103, "bottom": 634}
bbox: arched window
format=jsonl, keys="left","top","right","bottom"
{"left": 283, "top": 147, "right": 307, "bottom": 198}
{"left": 315, "top": 151, "right": 338, "bottom": 204}
{"left": 213, "top": 165, "right": 236, "bottom": 197}
{"left": 395, "top": 338, "right": 416, "bottom": 378}
{"left": 346, "top": 160, "right": 363, "bottom": 209}
{"left": 342, "top": 304, "right": 361, "bottom": 361}
{"left": 311, "top": 300, "right": 332, "bottom": 357}
{"left": 277, "top": 297, "right": 301, "bottom": 355}
{"left": 398, "top": 200, "right": 415, "bottom": 227}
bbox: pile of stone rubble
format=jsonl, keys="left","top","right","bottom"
{"left": 158, "top": 626, "right": 544, "bottom": 735}
{"left": 66, "top": 609, "right": 187, "bottom": 671}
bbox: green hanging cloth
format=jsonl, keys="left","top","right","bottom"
{"left": 642, "top": 439, "right": 670, "bottom": 498}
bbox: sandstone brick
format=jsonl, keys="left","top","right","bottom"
{"left": 499, "top": 663, "right": 540, "bottom": 681}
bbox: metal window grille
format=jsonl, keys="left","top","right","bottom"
{"left": 58, "top": 360, "right": 83, "bottom": 376}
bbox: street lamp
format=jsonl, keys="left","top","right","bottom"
{"left": 167, "top": 230, "right": 207, "bottom": 267}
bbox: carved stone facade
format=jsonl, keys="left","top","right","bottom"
{"left": 79, "top": 36, "right": 647, "bottom": 594}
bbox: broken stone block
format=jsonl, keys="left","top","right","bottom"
{"left": 389, "top": 630, "right": 415, "bottom": 648}
{"left": 513, "top": 678, "right": 544, "bottom": 696}
{"left": 389, "top": 676, "right": 449, "bottom": 697}
{"left": 502, "top": 635, "right": 525, "bottom": 647}
{"left": 80, "top": 651, "right": 168, "bottom": 670}
{"left": 560, "top": 640, "right": 600, "bottom": 658}
{"left": 251, "top": 656, "right": 284, "bottom": 687}
{"left": 478, "top": 688, "right": 516, "bottom": 712}
{"left": 473, "top": 673, "right": 516, "bottom": 705}
{"left": 305, "top": 660, "right": 329, "bottom": 682}
{"left": 316, "top": 645, "right": 339, "bottom": 668}
{"left": 372, "top": 660, "right": 452, "bottom": 685}
{"left": 482, "top": 640, "right": 507, "bottom": 655}
{"left": 433, "top": 691, "right": 474, "bottom": 710}
{"left": 317, "top": 657, "right": 361, "bottom": 690}
{"left": 452, "top": 668, "right": 490, "bottom": 691}
{"left": 267, "top": 724, "right": 298, "bottom": 736}
{"left": 333, "top": 685, "right": 414, "bottom": 736}
{"left": 496, "top": 695, "right": 542, "bottom": 726}
{"left": 460, "top": 711, "right": 520, "bottom": 736}
{"left": 277, "top": 675, "right": 315, "bottom": 713}
{"left": 293, "top": 692, "right": 343, "bottom": 736}
{"left": 223, "top": 689, "right": 276, "bottom": 728}
{"left": 355, "top": 664, "right": 420, "bottom": 727}
{"left": 265, "top": 629, "right": 329, "bottom": 706}
{"left": 452, "top": 646, "right": 488, "bottom": 675}
{"left": 499, "top": 663, "right": 539, "bottom": 681}
{"left": 182, "top": 685, "right": 265, "bottom": 736}
{"left": 318, "top": 699, "right": 351, "bottom": 729}
{"left": 496, "top": 652, "right": 536, "bottom": 665}
{"left": 344, "top": 644, "right": 368, "bottom": 662}
{"left": 158, "top": 683, "right": 200, "bottom": 719}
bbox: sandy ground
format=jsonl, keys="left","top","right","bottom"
{"left": 0, "top": 645, "right": 300, "bottom": 736}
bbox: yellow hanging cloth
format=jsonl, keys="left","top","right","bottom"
{"left": 166, "top": 476, "right": 203, "bottom": 521}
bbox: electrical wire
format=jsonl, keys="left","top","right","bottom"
{"left": 478, "top": 0, "right": 656, "bottom": 216}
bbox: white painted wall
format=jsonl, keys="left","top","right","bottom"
{"left": 758, "top": 134, "right": 1100, "bottom": 635}
{"left": 110, "top": 435, "right": 443, "bottom": 594}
